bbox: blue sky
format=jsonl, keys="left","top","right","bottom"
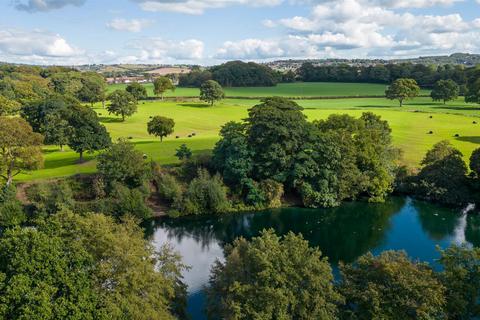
{"left": 0, "top": 0, "right": 479, "bottom": 65}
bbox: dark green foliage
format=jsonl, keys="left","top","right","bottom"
{"left": 339, "top": 251, "right": 446, "bottom": 320}
{"left": 298, "top": 62, "right": 467, "bottom": 87}
{"left": 439, "top": 246, "right": 480, "bottom": 319}
{"left": 155, "top": 172, "right": 183, "bottom": 204}
{"left": 66, "top": 105, "right": 111, "bottom": 160}
{"left": 431, "top": 79, "right": 459, "bottom": 104}
{"left": 76, "top": 72, "right": 106, "bottom": 106}
{"left": 126, "top": 82, "right": 148, "bottom": 100}
{"left": 0, "top": 211, "right": 187, "bottom": 320}
{"left": 212, "top": 121, "right": 252, "bottom": 188}
{"left": 210, "top": 61, "right": 279, "bottom": 87}
{"left": 107, "top": 90, "right": 138, "bottom": 121}
{"left": 465, "top": 68, "right": 480, "bottom": 104}
{"left": 108, "top": 182, "right": 152, "bottom": 219}
{"left": 200, "top": 80, "right": 225, "bottom": 106}
{"left": 295, "top": 113, "right": 397, "bottom": 207}
{"left": 153, "top": 77, "right": 175, "bottom": 99}
{"left": 179, "top": 153, "right": 213, "bottom": 182}
{"left": 147, "top": 116, "right": 175, "bottom": 142}
{"left": 385, "top": 78, "right": 420, "bottom": 107}
{"left": 410, "top": 141, "right": 469, "bottom": 206}
{"left": 179, "top": 70, "right": 212, "bottom": 87}
{"left": 206, "top": 229, "right": 343, "bottom": 320}
{"left": 174, "top": 169, "right": 229, "bottom": 215}
{"left": 470, "top": 148, "right": 480, "bottom": 177}
{"left": 97, "top": 140, "right": 148, "bottom": 188}
{"left": 247, "top": 97, "right": 308, "bottom": 183}
{"left": 26, "top": 181, "right": 74, "bottom": 215}
{"left": 175, "top": 144, "right": 192, "bottom": 161}
{"left": 0, "top": 185, "right": 25, "bottom": 227}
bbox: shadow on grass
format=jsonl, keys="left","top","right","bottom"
{"left": 43, "top": 155, "right": 95, "bottom": 170}
{"left": 178, "top": 103, "right": 211, "bottom": 108}
{"left": 431, "top": 106, "right": 480, "bottom": 111}
{"left": 455, "top": 136, "right": 480, "bottom": 145}
{"left": 354, "top": 105, "right": 392, "bottom": 109}
{"left": 98, "top": 116, "right": 124, "bottom": 123}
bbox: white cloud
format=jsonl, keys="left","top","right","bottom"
{"left": 130, "top": 0, "right": 283, "bottom": 14}
{"left": 128, "top": 38, "right": 205, "bottom": 62}
{"left": 0, "top": 29, "right": 82, "bottom": 59}
{"left": 13, "top": 0, "right": 86, "bottom": 12}
{"left": 107, "top": 19, "right": 152, "bottom": 32}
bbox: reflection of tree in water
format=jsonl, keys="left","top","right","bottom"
{"left": 146, "top": 197, "right": 407, "bottom": 264}
{"left": 466, "top": 214, "right": 480, "bottom": 247}
{"left": 415, "top": 200, "right": 458, "bottom": 240}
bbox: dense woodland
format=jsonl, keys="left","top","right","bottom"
{"left": 1, "top": 63, "right": 480, "bottom": 319}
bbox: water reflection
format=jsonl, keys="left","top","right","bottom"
{"left": 146, "top": 197, "right": 478, "bottom": 319}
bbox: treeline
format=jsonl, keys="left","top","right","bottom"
{"left": 298, "top": 62, "right": 470, "bottom": 87}
{"left": 179, "top": 61, "right": 291, "bottom": 88}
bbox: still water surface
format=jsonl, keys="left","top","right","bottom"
{"left": 144, "top": 197, "right": 480, "bottom": 319}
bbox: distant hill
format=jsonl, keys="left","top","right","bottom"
{"left": 267, "top": 53, "right": 480, "bottom": 71}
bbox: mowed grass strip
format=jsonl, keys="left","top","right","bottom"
{"left": 16, "top": 96, "right": 480, "bottom": 182}
{"left": 108, "top": 82, "right": 430, "bottom": 98}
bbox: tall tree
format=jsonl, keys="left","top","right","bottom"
{"left": 126, "top": 82, "right": 148, "bottom": 100}
{"left": 0, "top": 95, "right": 21, "bottom": 116}
{"left": 0, "top": 117, "right": 44, "bottom": 187}
{"left": 465, "top": 69, "right": 480, "bottom": 104}
{"left": 431, "top": 79, "right": 459, "bottom": 104}
{"left": 76, "top": 72, "right": 107, "bottom": 107}
{"left": 206, "top": 229, "right": 343, "bottom": 320}
{"left": 153, "top": 77, "right": 175, "bottom": 100}
{"left": 66, "top": 105, "right": 111, "bottom": 161}
{"left": 385, "top": 78, "right": 420, "bottom": 107}
{"left": 200, "top": 80, "right": 225, "bottom": 106}
{"left": 340, "top": 251, "right": 446, "bottom": 320}
{"left": 147, "top": 116, "right": 175, "bottom": 142}
{"left": 107, "top": 90, "right": 138, "bottom": 121}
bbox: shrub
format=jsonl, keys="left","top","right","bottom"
{"left": 156, "top": 172, "right": 183, "bottom": 204}
{"left": 174, "top": 169, "right": 229, "bottom": 215}
{"left": 27, "top": 181, "right": 74, "bottom": 215}
{"left": 108, "top": 182, "right": 152, "bottom": 219}
{"left": 0, "top": 200, "right": 26, "bottom": 227}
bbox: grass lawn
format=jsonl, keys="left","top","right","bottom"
{"left": 108, "top": 82, "right": 430, "bottom": 98}
{"left": 16, "top": 94, "right": 480, "bottom": 182}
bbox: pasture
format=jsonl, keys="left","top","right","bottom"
{"left": 16, "top": 83, "right": 480, "bottom": 181}
{"left": 108, "top": 81, "right": 430, "bottom": 98}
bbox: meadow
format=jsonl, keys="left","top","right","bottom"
{"left": 16, "top": 82, "right": 480, "bottom": 181}
{"left": 108, "top": 81, "right": 430, "bottom": 98}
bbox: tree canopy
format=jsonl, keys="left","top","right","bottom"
{"left": 200, "top": 80, "right": 225, "bottom": 106}
{"left": 147, "top": 116, "right": 175, "bottom": 142}
{"left": 385, "top": 78, "right": 420, "bottom": 107}
{"left": 107, "top": 90, "right": 138, "bottom": 121}
{"left": 153, "top": 77, "right": 175, "bottom": 100}
{"left": 431, "top": 79, "right": 459, "bottom": 104}
{"left": 126, "top": 82, "right": 148, "bottom": 100}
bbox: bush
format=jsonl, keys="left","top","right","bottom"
{"left": 27, "top": 181, "right": 74, "bottom": 215}
{"left": 174, "top": 169, "right": 229, "bottom": 215}
{"left": 108, "top": 182, "right": 152, "bottom": 219}
{"left": 179, "top": 153, "right": 213, "bottom": 182}
{"left": 155, "top": 172, "right": 183, "bottom": 204}
{"left": 0, "top": 200, "right": 26, "bottom": 227}
{"left": 97, "top": 140, "right": 148, "bottom": 189}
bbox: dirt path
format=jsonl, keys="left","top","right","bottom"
{"left": 146, "top": 182, "right": 169, "bottom": 217}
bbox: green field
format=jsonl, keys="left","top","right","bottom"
{"left": 16, "top": 83, "right": 480, "bottom": 182}
{"left": 108, "top": 82, "right": 430, "bottom": 98}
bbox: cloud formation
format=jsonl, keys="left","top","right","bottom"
{"left": 107, "top": 19, "right": 153, "bottom": 32}
{"left": 13, "top": 0, "right": 86, "bottom": 12}
{"left": 128, "top": 38, "right": 205, "bottom": 62}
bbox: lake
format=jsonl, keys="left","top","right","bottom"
{"left": 145, "top": 197, "right": 480, "bottom": 319}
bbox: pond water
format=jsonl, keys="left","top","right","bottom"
{"left": 145, "top": 197, "right": 480, "bottom": 319}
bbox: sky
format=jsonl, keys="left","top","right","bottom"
{"left": 0, "top": 0, "right": 479, "bottom": 65}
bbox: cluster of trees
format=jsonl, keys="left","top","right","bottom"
{"left": 179, "top": 61, "right": 280, "bottom": 87}
{"left": 0, "top": 198, "right": 188, "bottom": 319}
{"left": 398, "top": 140, "right": 480, "bottom": 207}
{"left": 206, "top": 229, "right": 480, "bottom": 320}
{"left": 211, "top": 97, "right": 398, "bottom": 209}
{"left": 298, "top": 62, "right": 468, "bottom": 87}
{"left": 151, "top": 97, "right": 399, "bottom": 217}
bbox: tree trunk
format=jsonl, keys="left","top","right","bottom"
{"left": 79, "top": 151, "right": 84, "bottom": 162}
{"left": 122, "top": 113, "right": 125, "bottom": 121}
{"left": 400, "top": 99, "right": 403, "bottom": 107}
{"left": 60, "top": 145, "right": 64, "bottom": 152}
{"left": 5, "top": 175, "right": 13, "bottom": 188}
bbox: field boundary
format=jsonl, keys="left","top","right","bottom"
{"left": 147, "top": 94, "right": 432, "bottom": 101}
